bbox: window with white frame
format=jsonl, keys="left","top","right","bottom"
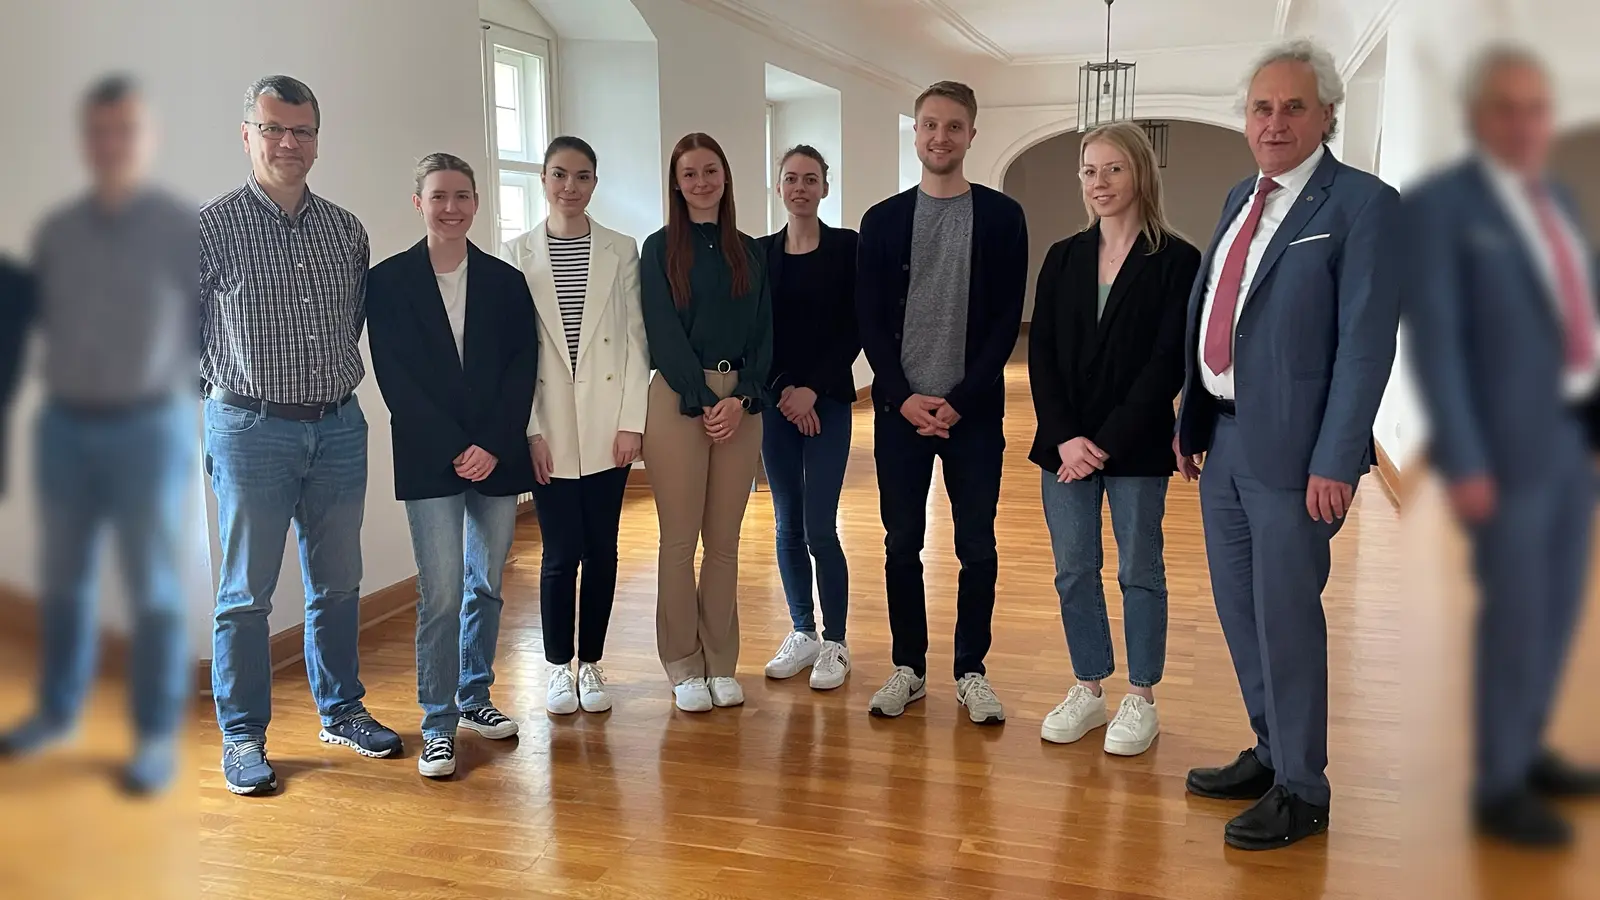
{"left": 765, "top": 102, "right": 780, "bottom": 235}
{"left": 482, "top": 23, "right": 553, "bottom": 248}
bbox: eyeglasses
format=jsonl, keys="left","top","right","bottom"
{"left": 247, "top": 122, "right": 319, "bottom": 144}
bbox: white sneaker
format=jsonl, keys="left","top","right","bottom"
{"left": 708, "top": 676, "right": 745, "bottom": 707}
{"left": 764, "top": 631, "right": 822, "bottom": 679}
{"left": 1040, "top": 684, "right": 1109, "bottom": 744}
{"left": 809, "top": 641, "right": 851, "bottom": 690}
{"left": 546, "top": 664, "right": 578, "bottom": 715}
{"left": 1103, "top": 694, "right": 1160, "bottom": 756}
{"left": 417, "top": 735, "right": 456, "bottom": 778}
{"left": 578, "top": 663, "right": 611, "bottom": 713}
{"left": 956, "top": 673, "right": 1005, "bottom": 725}
{"left": 869, "top": 666, "right": 926, "bottom": 717}
{"left": 673, "top": 677, "right": 713, "bottom": 712}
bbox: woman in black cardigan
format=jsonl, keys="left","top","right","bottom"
{"left": 756, "top": 146, "right": 859, "bottom": 692}
{"left": 367, "top": 153, "right": 537, "bottom": 779}
{"left": 1029, "top": 123, "right": 1200, "bottom": 758}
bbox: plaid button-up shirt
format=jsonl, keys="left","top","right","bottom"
{"left": 200, "top": 176, "right": 369, "bottom": 404}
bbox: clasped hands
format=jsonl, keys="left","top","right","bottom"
{"left": 701, "top": 397, "right": 746, "bottom": 443}
{"left": 778, "top": 386, "right": 821, "bottom": 436}
{"left": 901, "top": 394, "right": 960, "bottom": 438}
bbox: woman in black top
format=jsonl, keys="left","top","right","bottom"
{"left": 367, "top": 153, "right": 538, "bottom": 779}
{"left": 640, "top": 132, "right": 772, "bottom": 713}
{"left": 755, "top": 145, "right": 859, "bottom": 691}
{"left": 1028, "top": 123, "right": 1200, "bottom": 757}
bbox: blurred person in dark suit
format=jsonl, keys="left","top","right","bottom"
{"left": 1174, "top": 39, "right": 1401, "bottom": 850}
{"left": 1406, "top": 44, "right": 1600, "bottom": 848}
{"left": 0, "top": 260, "right": 28, "bottom": 488}
{"left": 0, "top": 75, "right": 196, "bottom": 795}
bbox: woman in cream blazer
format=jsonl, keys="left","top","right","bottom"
{"left": 501, "top": 136, "right": 648, "bottom": 717}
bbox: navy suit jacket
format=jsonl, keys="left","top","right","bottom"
{"left": 856, "top": 183, "right": 1028, "bottom": 423}
{"left": 0, "top": 258, "right": 30, "bottom": 494}
{"left": 366, "top": 239, "right": 538, "bottom": 501}
{"left": 1404, "top": 158, "right": 1600, "bottom": 486}
{"left": 1176, "top": 150, "right": 1401, "bottom": 490}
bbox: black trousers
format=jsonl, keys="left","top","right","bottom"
{"left": 874, "top": 412, "right": 1004, "bottom": 680}
{"left": 531, "top": 465, "right": 631, "bottom": 664}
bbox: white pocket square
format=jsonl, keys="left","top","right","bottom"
{"left": 1288, "top": 233, "right": 1331, "bottom": 246}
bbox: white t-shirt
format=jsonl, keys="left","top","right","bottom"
{"left": 435, "top": 256, "right": 468, "bottom": 362}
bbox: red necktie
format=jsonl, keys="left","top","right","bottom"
{"left": 1528, "top": 181, "right": 1595, "bottom": 373}
{"left": 1204, "top": 177, "right": 1280, "bottom": 377}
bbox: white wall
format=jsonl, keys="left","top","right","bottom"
{"left": 558, "top": 39, "right": 665, "bottom": 243}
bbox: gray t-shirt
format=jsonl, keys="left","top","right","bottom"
{"left": 901, "top": 189, "right": 972, "bottom": 397}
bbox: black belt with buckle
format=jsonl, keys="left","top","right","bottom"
{"left": 208, "top": 386, "right": 352, "bottom": 421}
{"left": 711, "top": 357, "right": 745, "bottom": 374}
{"left": 1214, "top": 398, "right": 1237, "bottom": 417}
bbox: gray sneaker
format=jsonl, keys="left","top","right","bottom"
{"left": 222, "top": 739, "right": 278, "bottom": 795}
{"left": 956, "top": 673, "right": 1005, "bottom": 725}
{"left": 869, "top": 666, "right": 926, "bottom": 717}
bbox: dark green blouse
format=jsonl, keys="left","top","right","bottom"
{"left": 640, "top": 221, "right": 773, "bottom": 417}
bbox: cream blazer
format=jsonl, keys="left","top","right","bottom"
{"left": 501, "top": 218, "right": 648, "bottom": 479}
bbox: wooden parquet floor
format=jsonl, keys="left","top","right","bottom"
{"left": 1, "top": 353, "right": 1597, "bottom": 899}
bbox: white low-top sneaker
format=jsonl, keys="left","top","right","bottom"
{"left": 869, "top": 666, "right": 926, "bottom": 717}
{"left": 708, "top": 677, "right": 745, "bottom": 708}
{"left": 1040, "top": 684, "right": 1109, "bottom": 744}
{"left": 764, "top": 632, "right": 821, "bottom": 679}
{"left": 673, "top": 677, "right": 713, "bottom": 713}
{"left": 808, "top": 641, "right": 850, "bottom": 690}
{"left": 956, "top": 673, "right": 1005, "bottom": 725}
{"left": 546, "top": 664, "right": 579, "bottom": 716}
{"left": 578, "top": 663, "right": 612, "bottom": 713}
{"left": 1103, "top": 694, "right": 1159, "bottom": 756}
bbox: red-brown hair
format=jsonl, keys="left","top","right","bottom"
{"left": 666, "top": 132, "right": 751, "bottom": 309}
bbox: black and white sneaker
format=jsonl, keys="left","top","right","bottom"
{"left": 417, "top": 735, "right": 456, "bottom": 778}
{"left": 459, "top": 705, "right": 519, "bottom": 740}
{"left": 318, "top": 710, "right": 403, "bottom": 758}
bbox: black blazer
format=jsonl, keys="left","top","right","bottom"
{"left": 1028, "top": 224, "right": 1201, "bottom": 476}
{"left": 758, "top": 221, "right": 861, "bottom": 406}
{"left": 856, "top": 184, "right": 1029, "bottom": 422}
{"left": 0, "top": 258, "right": 31, "bottom": 495}
{"left": 367, "top": 240, "right": 538, "bottom": 501}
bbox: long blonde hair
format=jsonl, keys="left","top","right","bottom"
{"left": 1079, "top": 122, "right": 1179, "bottom": 253}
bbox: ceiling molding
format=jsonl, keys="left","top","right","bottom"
{"left": 1273, "top": 0, "right": 1294, "bottom": 37}
{"left": 1008, "top": 41, "right": 1269, "bottom": 68}
{"left": 1341, "top": 0, "right": 1399, "bottom": 80}
{"left": 679, "top": 0, "right": 923, "bottom": 95}
{"left": 912, "top": 0, "right": 1013, "bottom": 63}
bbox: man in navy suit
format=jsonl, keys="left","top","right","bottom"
{"left": 1174, "top": 40, "right": 1400, "bottom": 850}
{"left": 1407, "top": 45, "right": 1600, "bottom": 848}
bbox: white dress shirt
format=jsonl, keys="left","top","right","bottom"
{"left": 1479, "top": 156, "right": 1600, "bottom": 400}
{"left": 1199, "top": 144, "right": 1326, "bottom": 399}
{"left": 435, "top": 256, "right": 468, "bottom": 363}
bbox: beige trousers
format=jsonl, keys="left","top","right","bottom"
{"left": 643, "top": 371, "right": 764, "bottom": 683}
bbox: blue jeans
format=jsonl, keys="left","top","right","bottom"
{"left": 33, "top": 397, "right": 194, "bottom": 738}
{"left": 405, "top": 490, "right": 518, "bottom": 739}
{"left": 206, "top": 395, "right": 368, "bottom": 741}
{"left": 1040, "top": 470, "right": 1169, "bottom": 688}
{"left": 762, "top": 398, "right": 852, "bottom": 642}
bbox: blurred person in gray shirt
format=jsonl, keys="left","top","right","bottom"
{"left": 1406, "top": 45, "right": 1600, "bottom": 848}
{"left": 0, "top": 75, "right": 196, "bottom": 795}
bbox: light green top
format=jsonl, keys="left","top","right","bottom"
{"left": 1097, "top": 283, "right": 1113, "bottom": 320}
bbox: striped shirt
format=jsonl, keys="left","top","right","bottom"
{"left": 548, "top": 231, "right": 591, "bottom": 368}
{"left": 199, "top": 176, "right": 370, "bottom": 404}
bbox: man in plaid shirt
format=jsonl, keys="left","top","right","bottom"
{"left": 200, "top": 75, "right": 400, "bottom": 795}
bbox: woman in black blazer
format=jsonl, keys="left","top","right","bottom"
{"left": 367, "top": 153, "right": 537, "bottom": 779}
{"left": 1028, "top": 123, "right": 1200, "bottom": 758}
{"left": 755, "top": 146, "right": 860, "bottom": 692}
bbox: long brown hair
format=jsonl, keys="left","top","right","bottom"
{"left": 1078, "top": 122, "right": 1180, "bottom": 253}
{"left": 666, "top": 132, "right": 751, "bottom": 308}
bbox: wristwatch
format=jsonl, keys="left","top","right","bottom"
{"left": 737, "top": 395, "right": 753, "bottom": 412}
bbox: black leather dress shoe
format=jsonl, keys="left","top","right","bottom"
{"left": 1186, "top": 749, "right": 1276, "bottom": 800}
{"left": 1223, "top": 785, "right": 1330, "bottom": 850}
{"left": 1475, "top": 789, "right": 1573, "bottom": 848}
{"left": 1530, "top": 751, "right": 1600, "bottom": 799}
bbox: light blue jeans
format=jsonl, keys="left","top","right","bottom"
{"left": 33, "top": 397, "right": 194, "bottom": 739}
{"left": 1040, "top": 471, "right": 1169, "bottom": 688}
{"left": 405, "top": 490, "right": 518, "bottom": 739}
{"left": 206, "top": 395, "right": 369, "bottom": 742}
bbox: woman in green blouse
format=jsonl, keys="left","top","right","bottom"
{"left": 641, "top": 132, "right": 772, "bottom": 713}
